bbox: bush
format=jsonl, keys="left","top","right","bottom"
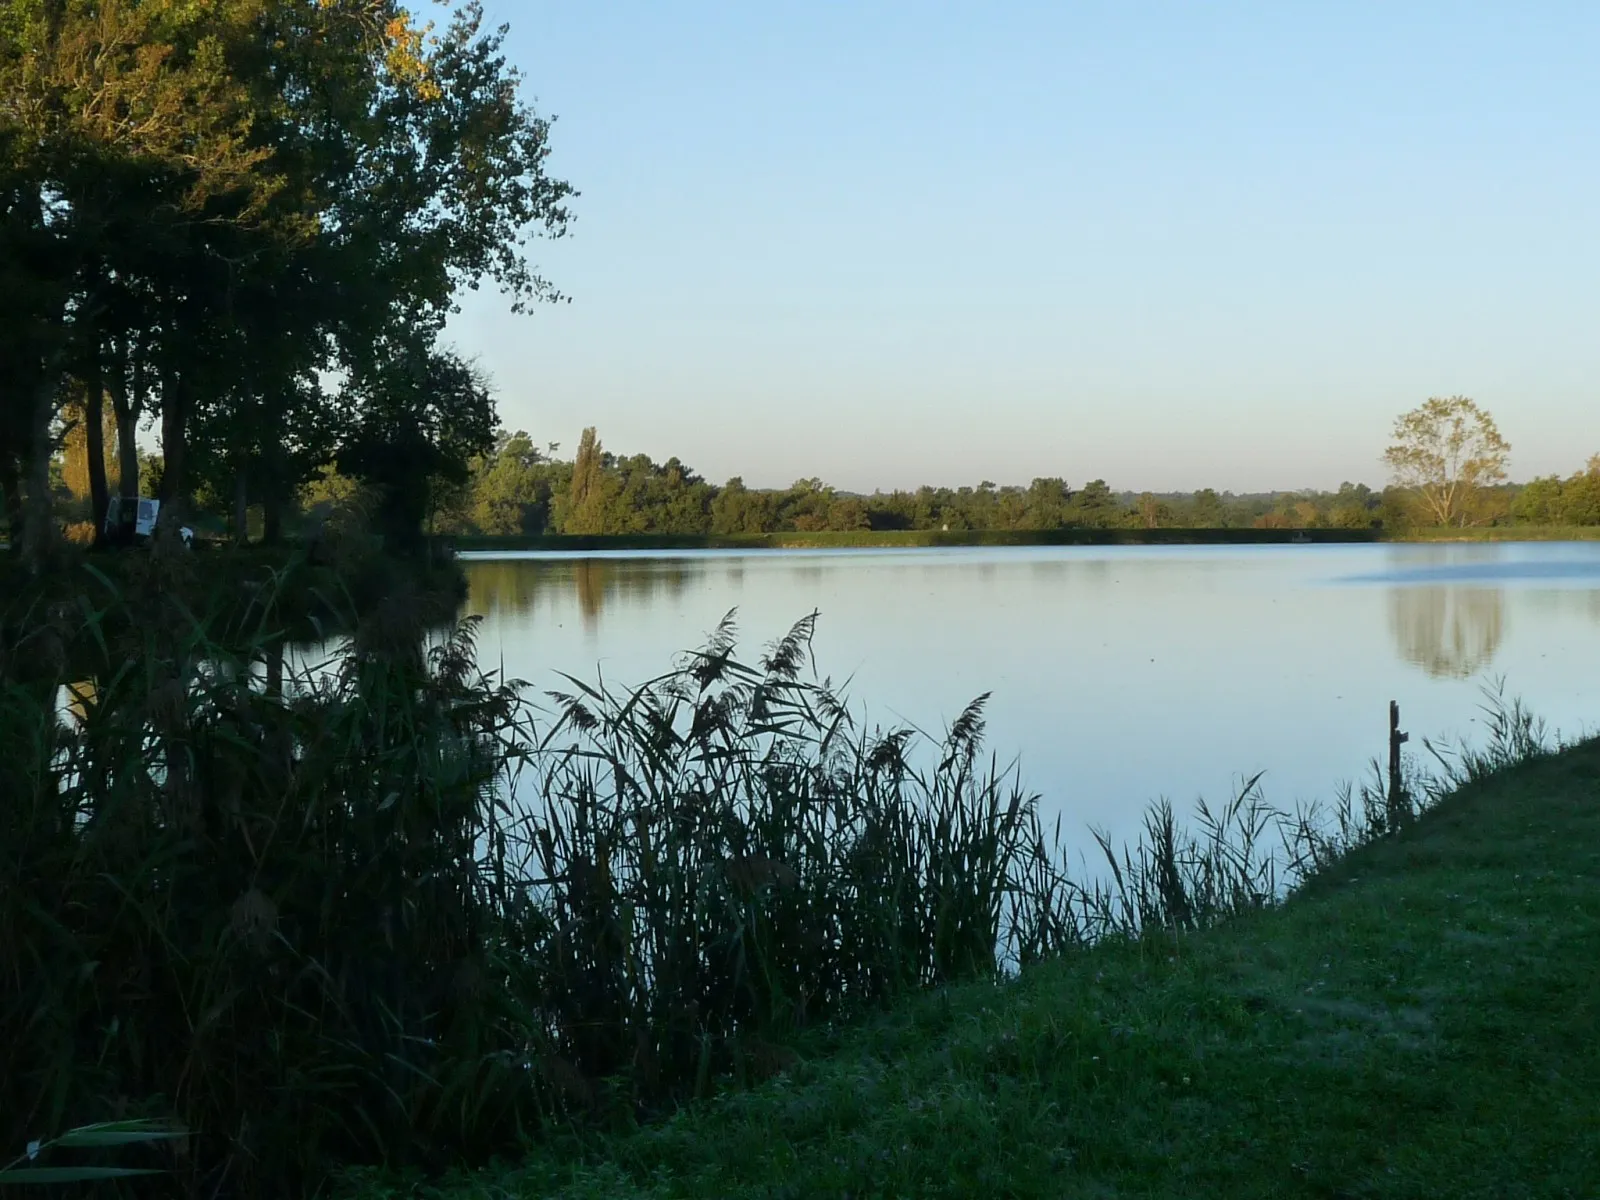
{"left": 1, "top": 573, "right": 534, "bottom": 1194}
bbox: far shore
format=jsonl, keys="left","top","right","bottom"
{"left": 443, "top": 525, "right": 1600, "bottom": 553}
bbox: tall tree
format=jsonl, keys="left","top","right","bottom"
{"left": 1382, "top": 396, "right": 1510, "bottom": 527}
{"left": 1023, "top": 477, "right": 1071, "bottom": 528}
{"left": 284, "top": 1, "right": 573, "bottom": 544}
{"left": 563, "top": 426, "right": 609, "bottom": 535}
{"left": 1190, "top": 487, "right": 1225, "bottom": 527}
{"left": 0, "top": 0, "right": 277, "bottom": 557}
{"left": 337, "top": 346, "right": 496, "bottom": 552}
{"left": 3, "top": 0, "right": 573, "bottom": 553}
{"left": 1065, "top": 479, "right": 1120, "bottom": 528}
{"left": 60, "top": 395, "right": 118, "bottom": 504}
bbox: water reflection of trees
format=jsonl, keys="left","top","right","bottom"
{"left": 461, "top": 561, "right": 550, "bottom": 619}
{"left": 1387, "top": 587, "right": 1504, "bottom": 679}
{"left": 462, "top": 559, "right": 695, "bottom": 628}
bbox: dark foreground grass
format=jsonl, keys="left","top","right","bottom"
{"left": 360, "top": 740, "right": 1600, "bottom": 1199}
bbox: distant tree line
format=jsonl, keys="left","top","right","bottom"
{"left": 392, "top": 398, "right": 1580, "bottom": 539}
{"left": 1508, "top": 457, "right": 1600, "bottom": 526}
{"left": 40, "top": 398, "right": 1588, "bottom": 541}
{"left": 318, "top": 423, "right": 1575, "bottom": 538}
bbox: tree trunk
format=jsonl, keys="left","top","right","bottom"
{"left": 102, "top": 344, "right": 142, "bottom": 545}
{"left": 19, "top": 375, "right": 59, "bottom": 574}
{"left": 263, "top": 491, "right": 284, "bottom": 544}
{"left": 82, "top": 341, "right": 110, "bottom": 545}
{"left": 0, "top": 457, "right": 21, "bottom": 552}
{"left": 233, "top": 467, "right": 249, "bottom": 546}
{"left": 264, "top": 635, "right": 285, "bottom": 699}
{"left": 157, "top": 365, "right": 188, "bottom": 528}
{"left": 117, "top": 348, "right": 143, "bottom": 501}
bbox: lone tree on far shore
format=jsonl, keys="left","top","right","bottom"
{"left": 1383, "top": 396, "right": 1510, "bottom": 527}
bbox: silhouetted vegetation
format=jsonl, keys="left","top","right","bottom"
{"left": 409, "top": 693, "right": 1583, "bottom": 1200}
{"left": 1, "top": 1, "right": 573, "bottom": 568}
{"left": 5, "top": 8, "right": 1594, "bottom": 1196}
{"left": 4, "top": 531, "right": 1560, "bottom": 1194}
{"left": 0, "top": 560, "right": 1195, "bottom": 1193}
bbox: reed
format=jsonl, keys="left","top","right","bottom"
{"left": 1, "top": 562, "right": 535, "bottom": 1194}
{"left": 510, "top": 610, "right": 1064, "bottom": 1107}
{"left": 0, "top": 555, "right": 1556, "bottom": 1194}
{"left": 1280, "top": 678, "right": 1560, "bottom": 880}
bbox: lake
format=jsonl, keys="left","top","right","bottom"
{"left": 457, "top": 542, "right": 1600, "bottom": 853}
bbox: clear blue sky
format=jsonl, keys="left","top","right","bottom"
{"left": 447, "top": 1, "right": 1600, "bottom": 494}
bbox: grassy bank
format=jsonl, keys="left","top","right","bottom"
{"left": 361, "top": 736, "right": 1600, "bottom": 1199}
{"left": 446, "top": 525, "right": 1600, "bottom": 553}
{"left": 447, "top": 528, "right": 1380, "bottom": 553}
{"left": 1402, "top": 525, "right": 1600, "bottom": 542}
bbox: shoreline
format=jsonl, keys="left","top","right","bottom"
{"left": 443, "top": 525, "right": 1600, "bottom": 553}
{"left": 357, "top": 734, "right": 1600, "bottom": 1198}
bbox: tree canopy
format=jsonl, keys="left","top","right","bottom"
{"left": 1, "top": 0, "right": 573, "bottom": 561}
{"left": 406, "top": 426, "right": 1428, "bottom": 538}
{"left": 1382, "top": 396, "right": 1511, "bottom": 528}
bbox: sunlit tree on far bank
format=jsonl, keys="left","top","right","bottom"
{"left": 1382, "top": 396, "right": 1510, "bottom": 527}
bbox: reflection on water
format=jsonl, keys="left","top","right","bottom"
{"left": 464, "top": 558, "right": 694, "bottom": 629}
{"left": 1345, "top": 541, "right": 1600, "bottom": 587}
{"left": 456, "top": 544, "right": 1600, "bottom": 846}
{"left": 1387, "top": 587, "right": 1505, "bottom": 679}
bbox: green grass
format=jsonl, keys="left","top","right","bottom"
{"left": 359, "top": 737, "right": 1600, "bottom": 1199}
{"left": 447, "top": 526, "right": 1600, "bottom": 552}
{"left": 1402, "top": 525, "right": 1600, "bottom": 542}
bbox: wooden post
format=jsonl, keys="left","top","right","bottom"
{"left": 1388, "top": 700, "right": 1410, "bottom": 827}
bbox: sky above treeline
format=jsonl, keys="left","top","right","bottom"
{"left": 445, "top": 1, "right": 1600, "bottom": 494}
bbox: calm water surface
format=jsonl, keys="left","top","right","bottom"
{"left": 457, "top": 543, "right": 1600, "bottom": 850}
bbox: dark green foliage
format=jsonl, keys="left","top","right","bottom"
{"left": 1, "top": 555, "right": 1360, "bottom": 1193}
{"left": 0, "top": 539, "right": 1571, "bottom": 1197}
{"left": 0, "top": 565, "right": 1164, "bottom": 1193}
{"left": 0, "top": 1120, "right": 189, "bottom": 1185}
{"left": 424, "top": 422, "right": 1514, "bottom": 539}
{"left": 519, "top": 612, "right": 1070, "bottom": 1104}
{"left": 417, "top": 420, "right": 1600, "bottom": 539}
{"left": 0, "top": 566, "right": 537, "bottom": 1194}
{"left": 338, "top": 350, "right": 499, "bottom": 554}
{"left": 2, "top": 1, "right": 574, "bottom": 560}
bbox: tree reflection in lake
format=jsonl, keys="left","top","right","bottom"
{"left": 462, "top": 557, "right": 694, "bottom": 629}
{"left": 460, "top": 560, "right": 553, "bottom": 619}
{"left": 450, "top": 545, "right": 1600, "bottom": 852}
{"left": 1387, "top": 586, "right": 1505, "bottom": 679}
